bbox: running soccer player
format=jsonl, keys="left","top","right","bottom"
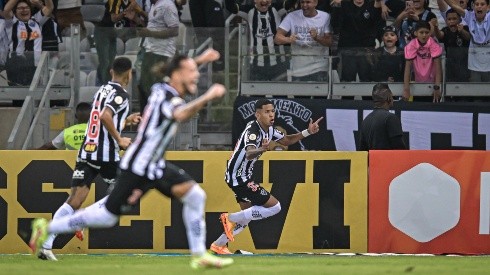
{"left": 210, "top": 99, "right": 323, "bottom": 254}
{"left": 29, "top": 49, "right": 234, "bottom": 269}
{"left": 38, "top": 57, "right": 141, "bottom": 261}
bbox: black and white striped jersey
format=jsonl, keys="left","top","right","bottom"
{"left": 78, "top": 81, "right": 130, "bottom": 162}
{"left": 225, "top": 120, "right": 285, "bottom": 187}
{"left": 119, "top": 83, "right": 185, "bottom": 180}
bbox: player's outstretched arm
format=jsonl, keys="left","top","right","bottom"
{"left": 278, "top": 117, "right": 323, "bottom": 146}
{"left": 173, "top": 84, "right": 226, "bottom": 122}
{"left": 194, "top": 49, "right": 220, "bottom": 66}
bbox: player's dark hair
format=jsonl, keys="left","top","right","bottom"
{"left": 152, "top": 55, "right": 190, "bottom": 80}
{"left": 414, "top": 21, "right": 431, "bottom": 31}
{"left": 75, "top": 102, "right": 91, "bottom": 123}
{"left": 255, "top": 99, "right": 274, "bottom": 111}
{"left": 112, "top": 57, "right": 132, "bottom": 75}
{"left": 372, "top": 83, "right": 392, "bottom": 103}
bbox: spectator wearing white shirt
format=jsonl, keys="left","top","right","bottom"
{"left": 3, "top": 0, "right": 53, "bottom": 87}
{"left": 137, "top": 0, "right": 179, "bottom": 112}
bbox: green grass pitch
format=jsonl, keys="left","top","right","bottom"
{"left": 1, "top": 254, "right": 489, "bottom": 275}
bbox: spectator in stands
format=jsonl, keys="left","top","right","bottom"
{"left": 3, "top": 0, "right": 54, "bottom": 87}
{"left": 371, "top": 25, "right": 405, "bottom": 82}
{"left": 330, "top": 0, "right": 383, "bottom": 83}
{"left": 189, "top": 0, "right": 226, "bottom": 70}
{"left": 0, "top": 16, "right": 8, "bottom": 70}
{"left": 54, "top": 0, "right": 86, "bottom": 38}
{"left": 30, "top": 0, "right": 62, "bottom": 51}
{"left": 394, "top": 0, "right": 437, "bottom": 48}
{"left": 403, "top": 21, "right": 442, "bottom": 102}
{"left": 137, "top": 0, "right": 179, "bottom": 113}
{"left": 443, "top": 0, "right": 490, "bottom": 82}
{"left": 428, "top": 0, "right": 447, "bottom": 28}
{"left": 358, "top": 83, "right": 407, "bottom": 150}
{"left": 433, "top": 8, "right": 470, "bottom": 82}
{"left": 437, "top": 0, "right": 471, "bottom": 20}
{"left": 94, "top": 0, "right": 144, "bottom": 85}
{"left": 37, "top": 102, "right": 91, "bottom": 150}
{"left": 274, "top": 0, "right": 332, "bottom": 82}
{"left": 225, "top": 0, "right": 288, "bottom": 81}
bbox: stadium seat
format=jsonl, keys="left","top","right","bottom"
{"left": 79, "top": 52, "right": 99, "bottom": 72}
{"left": 52, "top": 70, "right": 88, "bottom": 87}
{"left": 84, "top": 21, "right": 95, "bottom": 37}
{"left": 86, "top": 70, "right": 97, "bottom": 86}
{"left": 80, "top": 37, "right": 91, "bottom": 52}
{"left": 124, "top": 37, "right": 142, "bottom": 55}
{"left": 117, "top": 38, "right": 125, "bottom": 55}
{"left": 79, "top": 86, "right": 99, "bottom": 102}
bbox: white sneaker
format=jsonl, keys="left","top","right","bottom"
{"left": 38, "top": 248, "right": 58, "bottom": 261}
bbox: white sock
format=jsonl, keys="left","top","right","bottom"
{"left": 242, "top": 202, "right": 281, "bottom": 221}
{"left": 83, "top": 195, "right": 108, "bottom": 212}
{"left": 180, "top": 184, "right": 207, "bottom": 256}
{"left": 214, "top": 220, "right": 251, "bottom": 246}
{"left": 42, "top": 203, "right": 74, "bottom": 249}
{"left": 48, "top": 204, "right": 118, "bottom": 234}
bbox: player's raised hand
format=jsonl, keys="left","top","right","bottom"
{"left": 205, "top": 84, "right": 226, "bottom": 100}
{"left": 195, "top": 48, "right": 220, "bottom": 65}
{"left": 307, "top": 117, "right": 323, "bottom": 135}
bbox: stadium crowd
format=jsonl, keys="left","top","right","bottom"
{"left": 0, "top": 0, "right": 489, "bottom": 103}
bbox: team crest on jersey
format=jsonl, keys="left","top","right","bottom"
{"left": 249, "top": 134, "right": 256, "bottom": 141}
{"left": 114, "top": 96, "right": 123, "bottom": 104}
{"left": 83, "top": 143, "right": 98, "bottom": 153}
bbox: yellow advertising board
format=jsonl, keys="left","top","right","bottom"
{"left": 0, "top": 151, "right": 367, "bottom": 254}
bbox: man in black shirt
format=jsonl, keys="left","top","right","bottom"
{"left": 358, "top": 83, "right": 407, "bottom": 150}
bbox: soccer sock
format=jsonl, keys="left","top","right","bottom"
{"left": 214, "top": 220, "right": 251, "bottom": 247}
{"left": 241, "top": 202, "right": 282, "bottom": 221}
{"left": 42, "top": 203, "right": 74, "bottom": 249}
{"left": 181, "top": 184, "right": 207, "bottom": 256}
{"left": 48, "top": 205, "right": 118, "bottom": 234}
{"left": 83, "top": 195, "right": 108, "bottom": 212}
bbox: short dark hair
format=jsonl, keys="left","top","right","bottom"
{"left": 372, "top": 83, "right": 392, "bottom": 103}
{"left": 112, "top": 57, "right": 132, "bottom": 75}
{"left": 255, "top": 99, "right": 274, "bottom": 111}
{"left": 445, "top": 8, "right": 460, "bottom": 18}
{"left": 75, "top": 102, "right": 91, "bottom": 123}
{"left": 415, "top": 21, "right": 431, "bottom": 31}
{"left": 14, "top": 0, "right": 32, "bottom": 16}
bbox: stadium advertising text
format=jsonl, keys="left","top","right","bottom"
{"left": 0, "top": 151, "right": 367, "bottom": 254}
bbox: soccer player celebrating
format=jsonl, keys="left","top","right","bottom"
{"left": 29, "top": 49, "right": 234, "bottom": 269}
{"left": 210, "top": 99, "right": 323, "bottom": 254}
{"left": 38, "top": 57, "right": 141, "bottom": 261}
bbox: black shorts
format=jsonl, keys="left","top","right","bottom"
{"left": 71, "top": 160, "right": 118, "bottom": 188}
{"left": 105, "top": 162, "right": 194, "bottom": 215}
{"left": 231, "top": 181, "right": 271, "bottom": 206}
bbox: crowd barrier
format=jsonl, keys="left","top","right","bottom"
{"left": 0, "top": 150, "right": 489, "bottom": 255}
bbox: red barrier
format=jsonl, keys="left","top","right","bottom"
{"left": 368, "top": 150, "right": 490, "bottom": 254}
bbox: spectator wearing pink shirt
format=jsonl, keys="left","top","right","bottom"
{"left": 403, "top": 21, "right": 442, "bottom": 102}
